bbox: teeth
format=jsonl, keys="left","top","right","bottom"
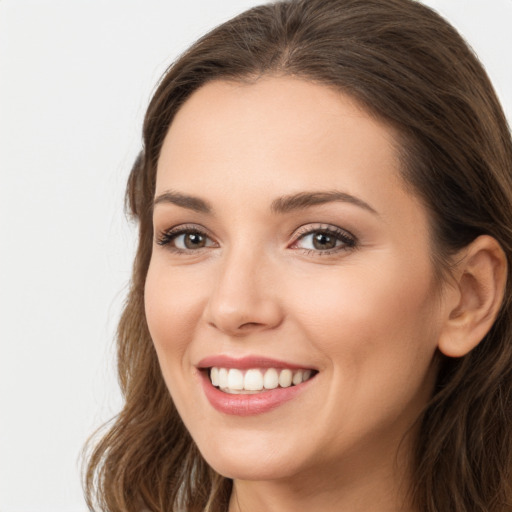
{"left": 209, "top": 366, "right": 315, "bottom": 393}
{"left": 279, "top": 369, "right": 293, "bottom": 388}
{"left": 210, "top": 367, "right": 219, "bottom": 386}
{"left": 218, "top": 368, "right": 228, "bottom": 389}
{"left": 244, "top": 369, "right": 263, "bottom": 391}
{"left": 227, "top": 369, "right": 244, "bottom": 390}
{"left": 263, "top": 368, "right": 279, "bottom": 389}
{"left": 292, "top": 370, "right": 303, "bottom": 385}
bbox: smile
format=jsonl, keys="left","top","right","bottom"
{"left": 197, "top": 356, "right": 318, "bottom": 415}
{"left": 210, "top": 367, "right": 314, "bottom": 394}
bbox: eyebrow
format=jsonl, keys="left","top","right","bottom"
{"left": 152, "top": 189, "right": 377, "bottom": 216}
{"left": 153, "top": 190, "right": 212, "bottom": 213}
{"left": 270, "top": 191, "right": 378, "bottom": 215}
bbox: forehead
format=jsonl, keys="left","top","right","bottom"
{"left": 157, "top": 78, "right": 434, "bottom": 239}
{"left": 157, "top": 77, "right": 404, "bottom": 194}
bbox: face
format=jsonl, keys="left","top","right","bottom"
{"left": 145, "top": 77, "right": 447, "bottom": 484}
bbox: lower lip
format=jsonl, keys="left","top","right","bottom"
{"left": 199, "top": 371, "right": 313, "bottom": 416}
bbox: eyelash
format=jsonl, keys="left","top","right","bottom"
{"left": 156, "top": 224, "right": 216, "bottom": 253}
{"left": 291, "top": 224, "right": 357, "bottom": 255}
{"left": 155, "top": 223, "right": 357, "bottom": 256}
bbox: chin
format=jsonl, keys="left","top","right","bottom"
{"left": 195, "top": 436, "right": 305, "bottom": 481}
{"left": 206, "top": 456, "right": 299, "bottom": 482}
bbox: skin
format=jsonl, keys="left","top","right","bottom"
{"left": 145, "top": 77, "right": 458, "bottom": 512}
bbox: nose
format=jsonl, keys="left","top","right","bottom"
{"left": 203, "top": 247, "right": 284, "bottom": 336}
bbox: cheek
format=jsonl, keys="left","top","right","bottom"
{"left": 144, "top": 260, "right": 206, "bottom": 365}
{"left": 289, "top": 259, "right": 440, "bottom": 382}
{"left": 287, "top": 261, "right": 441, "bottom": 447}
{"left": 144, "top": 259, "right": 213, "bottom": 423}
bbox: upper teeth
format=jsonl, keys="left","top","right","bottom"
{"left": 209, "top": 367, "right": 313, "bottom": 394}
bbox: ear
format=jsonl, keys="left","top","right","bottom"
{"left": 438, "top": 235, "right": 508, "bottom": 358}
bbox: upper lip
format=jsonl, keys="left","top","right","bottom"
{"left": 196, "top": 355, "right": 316, "bottom": 370}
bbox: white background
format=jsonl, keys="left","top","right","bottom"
{"left": 1, "top": 1, "right": 511, "bottom": 511}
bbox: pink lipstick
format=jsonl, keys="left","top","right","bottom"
{"left": 196, "top": 355, "right": 317, "bottom": 416}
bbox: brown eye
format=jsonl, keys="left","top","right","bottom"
{"left": 157, "top": 227, "right": 216, "bottom": 251}
{"left": 312, "top": 232, "right": 337, "bottom": 250}
{"left": 183, "top": 232, "right": 207, "bottom": 249}
{"left": 293, "top": 227, "right": 356, "bottom": 254}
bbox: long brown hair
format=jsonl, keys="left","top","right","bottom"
{"left": 84, "top": 0, "right": 512, "bottom": 510}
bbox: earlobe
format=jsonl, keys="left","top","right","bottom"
{"left": 438, "top": 235, "right": 507, "bottom": 358}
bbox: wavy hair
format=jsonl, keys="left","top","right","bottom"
{"left": 84, "top": 0, "right": 512, "bottom": 510}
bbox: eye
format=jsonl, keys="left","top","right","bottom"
{"left": 291, "top": 225, "right": 357, "bottom": 254}
{"left": 156, "top": 225, "right": 217, "bottom": 252}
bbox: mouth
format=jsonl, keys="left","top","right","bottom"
{"left": 208, "top": 367, "right": 317, "bottom": 394}
{"left": 196, "top": 356, "right": 318, "bottom": 415}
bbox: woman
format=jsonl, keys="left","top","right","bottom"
{"left": 84, "top": 0, "right": 512, "bottom": 510}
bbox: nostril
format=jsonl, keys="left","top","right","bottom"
{"left": 239, "top": 321, "right": 264, "bottom": 329}
{"left": 207, "top": 318, "right": 278, "bottom": 336}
